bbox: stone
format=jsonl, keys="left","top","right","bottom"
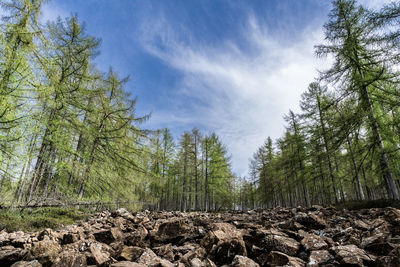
{"left": 308, "top": 250, "right": 332, "bottom": 266}
{"left": 61, "top": 233, "right": 79, "bottom": 245}
{"left": 153, "top": 243, "right": 174, "bottom": 261}
{"left": 119, "top": 246, "right": 144, "bottom": 261}
{"left": 30, "top": 238, "right": 61, "bottom": 266}
{"left": 52, "top": 251, "right": 86, "bottom": 267}
{"left": 231, "top": 255, "right": 260, "bottom": 267}
{"left": 301, "top": 233, "right": 328, "bottom": 251}
{"left": 264, "top": 234, "right": 300, "bottom": 256}
{"left": 332, "top": 245, "right": 375, "bottom": 266}
{"left": 295, "top": 212, "right": 327, "bottom": 230}
{"left": 110, "top": 262, "right": 146, "bottom": 267}
{"left": 265, "top": 251, "right": 306, "bottom": 267}
{"left": 125, "top": 225, "right": 148, "bottom": 247}
{"left": 10, "top": 260, "right": 42, "bottom": 267}
{"left": 0, "top": 247, "right": 28, "bottom": 266}
{"left": 137, "top": 248, "right": 158, "bottom": 265}
{"left": 200, "top": 223, "right": 247, "bottom": 265}
{"left": 93, "top": 227, "right": 124, "bottom": 244}
{"left": 89, "top": 243, "right": 110, "bottom": 265}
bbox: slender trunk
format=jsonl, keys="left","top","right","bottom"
{"left": 347, "top": 136, "right": 365, "bottom": 200}
{"left": 317, "top": 96, "right": 338, "bottom": 203}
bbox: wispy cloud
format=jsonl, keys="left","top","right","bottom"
{"left": 139, "top": 13, "right": 332, "bottom": 176}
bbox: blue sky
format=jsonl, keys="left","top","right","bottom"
{"left": 41, "top": 0, "right": 390, "bottom": 177}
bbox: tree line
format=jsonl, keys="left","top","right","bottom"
{"left": 0, "top": 0, "right": 237, "bottom": 210}
{"left": 247, "top": 0, "right": 400, "bottom": 208}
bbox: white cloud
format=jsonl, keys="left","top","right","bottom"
{"left": 139, "top": 14, "right": 333, "bottom": 176}
{"left": 40, "top": 2, "right": 68, "bottom": 24}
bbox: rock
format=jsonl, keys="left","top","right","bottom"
{"left": 265, "top": 251, "right": 306, "bottom": 267}
{"left": 30, "top": 238, "right": 61, "bottom": 266}
{"left": 308, "top": 250, "right": 332, "bottom": 266}
{"left": 89, "top": 243, "right": 110, "bottom": 265}
{"left": 0, "top": 247, "right": 28, "bottom": 266}
{"left": 153, "top": 243, "right": 174, "bottom": 261}
{"left": 125, "top": 225, "right": 148, "bottom": 247}
{"left": 353, "top": 220, "right": 371, "bottom": 231}
{"left": 119, "top": 246, "right": 144, "bottom": 261}
{"left": 10, "top": 260, "right": 42, "bottom": 267}
{"left": 301, "top": 233, "right": 328, "bottom": 251}
{"left": 264, "top": 233, "right": 300, "bottom": 256}
{"left": 110, "top": 262, "right": 146, "bottom": 267}
{"left": 331, "top": 244, "right": 375, "bottom": 266}
{"left": 190, "top": 258, "right": 205, "bottom": 267}
{"left": 137, "top": 248, "right": 158, "bottom": 265}
{"left": 181, "top": 247, "right": 207, "bottom": 266}
{"left": 93, "top": 227, "right": 124, "bottom": 244}
{"left": 201, "top": 223, "right": 246, "bottom": 265}
{"left": 52, "top": 251, "right": 86, "bottom": 267}
{"left": 37, "top": 229, "right": 60, "bottom": 242}
{"left": 155, "top": 218, "right": 191, "bottom": 243}
{"left": 231, "top": 255, "right": 260, "bottom": 267}
{"left": 61, "top": 233, "right": 79, "bottom": 245}
{"left": 295, "top": 212, "right": 327, "bottom": 230}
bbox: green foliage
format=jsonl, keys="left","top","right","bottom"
{"left": 0, "top": 207, "right": 89, "bottom": 232}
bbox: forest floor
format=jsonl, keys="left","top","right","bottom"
{"left": 0, "top": 204, "right": 399, "bottom": 266}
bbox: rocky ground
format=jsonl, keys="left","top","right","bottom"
{"left": 0, "top": 206, "right": 399, "bottom": 267}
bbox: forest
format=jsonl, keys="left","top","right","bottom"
{"left": 0, "top": 0, "right": 399, "bottom": 211}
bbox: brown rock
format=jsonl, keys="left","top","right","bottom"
{"left": 264, "top": 234, "right": 300, "bottom": 256}
{"left": 137, "top": 248, "right": 158, "bottom": 265}
{"left": 89, "top": 243, "right": 110, "bottom": 265}
{"left": 52, "top": 251, "right": 86, "bottom": 267}
{"left": 201, "top": 223, "right": 247, "bottom": 265}
{"left": 153, "top": 243, "right": 174, "bottom": 261}
{"left": 265, "top": 251, "right": 306, "bottom": 267}
{"left": 308, "top": 250, "right": 332, "bottom": 266}
{"left": 93, "top": 227, "right": 124, "bottom": 245}
{"left": 0, "top": 247, "right": 28, "bottom": 266}
{"left": 61, "top": 233, "right": 79, "bottom": 245}
{"left": 155, "top": 218, "right": 191, "bottom": 243}
{"left": 231, "top": 255, "right": 260, "bottom": 267}
{"left": 332, "top": 245, "right": 375, "bottom": 266}
{"left": 295, "top": 213, "right": 327, "bottom": 230}
{"left": 110, "top": 262, "right": 146, "bottom": 267}
{"left": 119, "top": 246, "right": 144, "bottom": 261}
{"left": 125, "top": 225, "right": 148, "bottom": 247}
{"left": 30, "top": 238, "right": 61, "bottom": 266}
{"left": 301, "top": 233, "right": 328, "bottom": 251}
{"left": 10, "top": 260, "right": 42, "bottom": 267}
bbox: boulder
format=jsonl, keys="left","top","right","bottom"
{"left": 30, "top": 238, "right": 61, "bottom": 266}
{"left": 200, "top": 223, "right": 246, "bottom": 265}
{"left": 51, "top": 251, "right": 86, "bottom": 267}
{"left": 0, "top": 247, "right": 28, "bottom": 266}
{"left": 10, "top": 260, "right": 42, "bottom": 267}
{"left": 301, "top": 233, "right": 328, "bottom": 251}
{"left": 93, "top": 227, "right": 124, "bottom": 244}
{"left": 231, "top": 255, "right": 260, "bottom": 267}
{"left": 331, "top": 244, "right": 375, "bottom": 266}
{"left": 89, "top": 243, "right": 111, "bottom": 265}
{"left": 119, "top": 246, "right": 144, "bottom": 261}
{"left": 265, "top": 251, "right": 306, "bottom": 267}
{"left": 295, "top": 213, "right": 327, "bottom": 230}
{"left": 125, "top": 225, "right": 148, "bottom": 247}
{"left": 264, "top": 233, "right": 300, "bottom": 256}
{"left": 153, "top": 243, "right": 174, "bottom": 262}
{"left": 308, "top": 250, "right": 332, "bottom": 266}
{"left": 110, "top": 262, "right": 146, "bottom": 267}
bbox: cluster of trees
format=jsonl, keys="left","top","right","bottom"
{"left": 247, "top": 0, "right": 400, "bottom": 208}
{"left": 0, "top": 0, "right": 150, "bottom": 204}
{"left": 0, "top": 0, "right": 237, "bottom": 210}
{"left": 141, "top": 128, "right": 236, "bottom": 211}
